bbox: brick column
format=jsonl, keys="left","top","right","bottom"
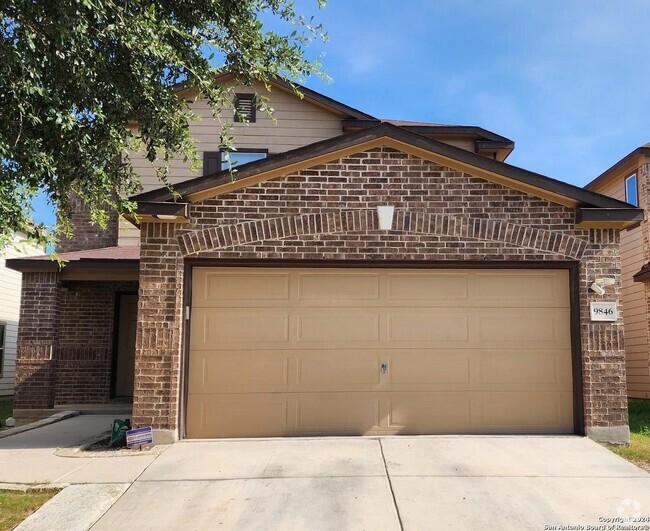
{"left": 581, "top": 229, "right": 629, "bottom": 444}
{"left": 132, "top": 222, "right": 185, "bottom": 442}
{"left": 13, "top": 272, "right": 61, "bottom": 412}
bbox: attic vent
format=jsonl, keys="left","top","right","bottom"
{"left": 234, "top": 93, "right": 256, "bottom": 123}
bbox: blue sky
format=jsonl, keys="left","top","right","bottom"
{"left": 298, "top": 0, "right": 649, "bottom": 183}
{"left": 32, "top": 0, "right": 650, "bottom": 227}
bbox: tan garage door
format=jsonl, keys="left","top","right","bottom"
{"left": 187, "top": 268, "right": 574, "bottom": 438}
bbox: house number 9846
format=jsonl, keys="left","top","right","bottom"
{"left": 589, "top": 302, "right": 617, "bottom": 322}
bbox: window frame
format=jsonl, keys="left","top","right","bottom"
{"left": 203, "top": 148, "right": 269, "bottom": 176}
{"left": 625, "top": 173, "right": 639, "bottom": 207}
{"left": 0, "top": 322, "right": 5, "bottom": 377}
{"left": 234, "top": 93, "right": 257, "bottom": 123}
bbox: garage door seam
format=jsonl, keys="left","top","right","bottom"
{"left": 378, "top": 438, "right": 404, "bottom": 531}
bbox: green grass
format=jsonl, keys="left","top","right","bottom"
{"left": 611, "top": 399, "right": 650, "bottom": 467}
{"left": 0, "top": 400, "right": 11, "bottom": 429}
{"left": 0, "top": 489, "right": 60, "bottom": 531}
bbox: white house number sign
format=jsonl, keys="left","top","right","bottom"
{"left": 589, "top": 301, "right": 617, "bottom": 322}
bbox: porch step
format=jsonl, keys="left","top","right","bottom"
{"left": 54, "top": 404, "right": 133, "bottom": 416}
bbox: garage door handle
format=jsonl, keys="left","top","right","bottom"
{"left": 380, "top": 363, "right": 388, "bottom": 374}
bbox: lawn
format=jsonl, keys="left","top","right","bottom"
{"left": 0, "top": 400, "right": 11, "bottom": 429}
{"left": 610, "top": 398, "right": 650, "bottom": 471}
{"left": 0, "top": 489, "right": 60, "bottom": 530}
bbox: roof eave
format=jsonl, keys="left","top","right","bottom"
{"left": 575, "top": 207, "right": 644, "bottom": 229}
{"left": 131, "top": 123, "right": 633, "bottom": 212}
{"left": 585, "top": 147, "right": 650, "bottom": 191}
{"left": 5, "top": 257, "right": 140, "bottom": 273}
{"left": 123, "top": 201, "right": 191, "bottom": 226}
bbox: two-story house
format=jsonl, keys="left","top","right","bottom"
{"left": 6, "top": 74, "right": 642, "bottom": 444}
{"left": 585, "top": 145, "right": 650, "bottom": 399}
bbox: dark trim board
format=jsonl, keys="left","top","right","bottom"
{"left": 110, "top": 291, "right": 138, "bottom": 399}
{"left": 179, "top": 259, "right": 585, "bottom": 439}
{"left": 568, "top": 263, "right": 585, "bottom": 435}
{"left": 136, "top": 202, "right": 190, "bottom": 218}
{"left": 585, "top": 146, "right": 650, "bottom": 191}
{"left": 576, "top": 207, "right": 643, "bottom": 225}
{"left": 5, "top": 258, "right": 139, "bottom": 273}
{"left": 132, "top": 123, "right": 634, "bottom": 211}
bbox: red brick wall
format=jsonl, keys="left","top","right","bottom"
{"left": 132, "top": 147, "right": 626, "bottom": 433}
{"left": 57, "top": 195, "right": 118, "bottom": 253}
{"left": 14, "top": 275, "right": 137, "bottom": 409}
{"left": 55, "top": 281, "right": 137, "bottom": 405}
{"left": 14, "top": 272, "right": 60, "bottom": 409}
{"left": 133, "top": 223, "right": 184, "bottom": 429}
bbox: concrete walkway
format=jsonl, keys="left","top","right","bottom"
{"left": 0, "top": 415, "right": 157, "bottom": 485}
{"left": 2, "top": 418, "right": 649, "bottom": 530}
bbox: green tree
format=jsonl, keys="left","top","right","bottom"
{"left": 0, "top": 0, "right": 326, "bottom": 248}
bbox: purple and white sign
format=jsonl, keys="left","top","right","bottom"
{"left": 126, "top": 426, "right": 153, "bottom": 448}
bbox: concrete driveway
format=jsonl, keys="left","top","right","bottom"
{"left": 5, "top": 419, "right": 650, "bottom": 530}
{"left": 94, "top": 436, "right": 648, "bottom": 531}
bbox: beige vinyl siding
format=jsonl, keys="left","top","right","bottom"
{"left": 0, "top": 236, "right": 43, "bottom": 396}
{"left": 119, "top": 81, "right": 345, "bottom": 246}
{"left": 594, "top": 172, "right": 650, "bottom": 397}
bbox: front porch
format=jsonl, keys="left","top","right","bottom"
{"left": 6, "top": 247, "right": 139, "bottom": 422}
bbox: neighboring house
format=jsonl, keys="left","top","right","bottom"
{"left": 6, "top": 75, "right": 643, "bottom": 445}
{"left": 585, "top": 144, "right": 650, "bottom": 399}
{"left": 0, "top": 234, "right": 43, "bottom": 397}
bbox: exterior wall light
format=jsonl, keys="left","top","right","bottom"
{"left": 590, "top": 277, "right": 615, "bottom": 296}
{"left": 377, "top": 206, "right": 395, "bottom": 230}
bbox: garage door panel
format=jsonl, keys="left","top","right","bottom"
{"left": 476, "top": 308, "right": 570, "bottom": 346}
{"left": 387, "top": 311, "right": 469, "bottom": 343}
{"left": 295, "top": 352, "right": 381, "bottom": 387}
{"left": 194, "top": 270, "right": 290, "bottom": 305}
{"left": 186, "top": 394, "right": 289, "bottom": 438}
{"left": 387, "top": 393, "right": 471, "bottom": 433}
{"left": 294, "top": 394, "right": 381, "bottom": 435}
{"left": 189, "top": 351, "right": 290, "bottom": 393}
{"left": 474, "top": 271, "right": 569, "bottom": 307}
{"left": 387, "top": 351, "right": 470, "bottom": 386}
{"left": 297, "top": 272, "right": 380, "bottom": 301}
{"left": 191, "top": 308, "right": 290, "bottom": 347}
{"left": 386, "top": 272, "right": 469, "bottom": 301}
{"left": 297, "top": 310, "right": 380, "bottom": 343}
{"left": 477, "top": 350, "right": 572, "bottom": 388}
{"left": 471, "top": 392, "right": 574, "bottom": 432}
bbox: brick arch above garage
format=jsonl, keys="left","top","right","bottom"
{"left": 177, "top": 147, "right": 594, "bottom": 260}
{"left": 178, "top": 210, "right": 590, "bottom": 260}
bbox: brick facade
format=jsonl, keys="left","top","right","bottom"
{"left": 57, "top": 195, "right": 119, "bottom": 253}
{"left": 14, "top": 272, "right": 60, "bottom": 409}
{"left": 14, "top": 277, "right": 137, "bottom": 410}
{"left": 133, "top": 147, "right": 627, "bottom": 438}
{"left": 56, "top": 281, "right": 137, "bottom": 404}
{"left": 132, "top": 223, "right": 185, "bottom": 430}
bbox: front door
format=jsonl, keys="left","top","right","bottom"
{"left": 114, "top": 294, "right": 138, "bottom": 398}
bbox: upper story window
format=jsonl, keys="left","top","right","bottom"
{"left": 203, "top": 149, "right": 268, "bottom": 175}
{"left": 234, "top": 93, "right": 257, "bottom": 123}
{"left": 625, "top": 173, "right": 638, "bottom": 206}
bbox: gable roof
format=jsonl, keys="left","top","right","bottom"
{"left": 132, "top": 123, "right": 637, "bottom": 219}
{"left": 585, "top": 143, "right": 650, "bottom": 191}
{"left": 173, "top": 73, "right": 376, "bottom": 121}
